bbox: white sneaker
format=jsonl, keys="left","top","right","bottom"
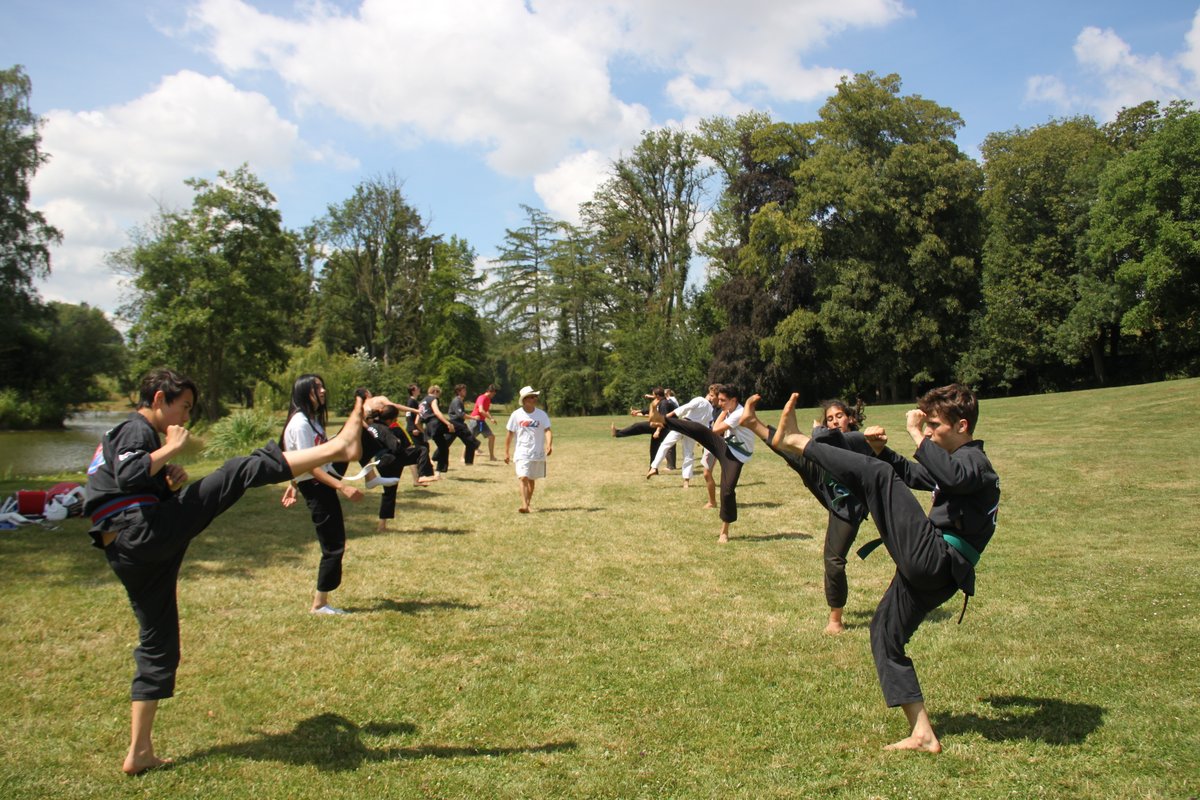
{"left": 365, "top": 476, "right": 400, "bottom": 489}
{"left": 312, "top": 605, "right": 347, "bottom": 615}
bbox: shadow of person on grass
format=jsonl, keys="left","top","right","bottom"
{"left": 738, "top": 531, "right": 814, "bottom": 542}
{"left": 186, "top": 713, "right": 577, "bottom": 772}
{"left": 934, "top": 695, "right": 1105, "bottom": 745}
{"left": 355, "top": 598, "right": 480, "bottom": 614}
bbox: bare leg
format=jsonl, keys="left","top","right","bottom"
{"left": 885, "top": 702, "right": 942, "bottom": 753}
{"left": 717, "top": 519, "right": 731, "bottom": 544}
{"left": 610, "top": 423, "right": 617, "bottom": 437}
{"left": 518, "top": 477, "right": 534, "bottom": 512}
{"left": 284, "top": 398, "right": 364, "bottom": 474}
{"left": 487, "top": 434, "right": 497, "bottom": 460}
{"left": 771, "top": 393, "right": 811, "bottom": 455}
{"left": 376, "top": 519, "right": 388, "bottom": 533}
{"left": 703, "top": 467, "right": 717, "bottom": 508}
{"left": 739, "top": 394, "right": 772, "bottom": 441}
{"left": 312, "top": 589, "right": 333, "bottom": 612}
{"left": 123, "top": 700, "right": 172, "bottom": 775}
{"left": 826, "top": 607, "right": 846, "bottom": 635}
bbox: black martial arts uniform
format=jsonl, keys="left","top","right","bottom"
{"left": 766, "top": 425, "right": 871, "bottom": 609}
{"left": 660, "top": 407, "right": 754, "bottom": 524}
{"left": 446, "top": 395, "right": 481, "bottom": 465}
{"left": 801, "top": 431, "right": 1000, "bottom": 707}
{"left": 614, "top": 398, "right": 678, "bottom": 469}
{"left": 360, "top": 422, "right": 431, "bottom": 521}
{"left": 85, "top": 413, "right": 292, "bottom": 700}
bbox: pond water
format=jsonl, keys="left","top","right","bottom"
{"left": 0, "top": 411, "right": 133, "bottom": 477}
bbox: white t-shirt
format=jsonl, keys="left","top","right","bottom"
{"left": 283, "top": 413, "right": 334, "bottom": 481}
{"left": 506, "top": 407, "right": 551, "bottom": 461}
{"left": 674, "top": 395, "right": 714, "bottom": 424}
{"left": 721, "top": 405, "right": 756, "bottom": 463}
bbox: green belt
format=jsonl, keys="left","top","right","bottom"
{"left": 856, "top": 530, "right": 982, "bottom": 566}
{"left": 941, "top": 532, "right": 981, "bottom": 567}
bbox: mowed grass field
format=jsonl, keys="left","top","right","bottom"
{"left": 1, "top": 379, "right": 1198, "bottom": 799}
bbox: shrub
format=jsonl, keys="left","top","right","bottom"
{"left": 203, "top": 408, "right": 282, "bottom": 460}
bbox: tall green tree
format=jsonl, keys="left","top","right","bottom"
{"left": 486, "top": 204, "right": 559, "bottom": 389}
{"left": 422, "top": 235, "right": 487, "bottom": 388}
{"left": 0, "top": 65, "right": 62, "bottom": 397}
{"left": 779, "top": 73, "right": 984, "bottom": 401}
{"left": 315, "top": 174, "right": 435, "bottom": 365}
{"left": 112, "top": 165, "right": 307, "bottom": 419}
{"left": 1066, "top": 103, "right": 1200, "bottom": 379}
{"left": 963, "top": 117, "right": 1111, "bottom": 391}
{"left": 543, "top": 223, "right": 615, "bottom": 414}
{"left": 583, "top": 127, "right": 712, "bottom": 327}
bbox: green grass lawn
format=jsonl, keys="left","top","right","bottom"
{"left": 2, "top": 379, "right": 1198, "bottom": 799}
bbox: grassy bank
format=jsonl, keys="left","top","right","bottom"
{"left": 1, "top": 379, "right": 1197, "bottom": 798}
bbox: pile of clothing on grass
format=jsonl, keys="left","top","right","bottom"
{"left": 0, "top": 482, "right": 84, "bottom": 529}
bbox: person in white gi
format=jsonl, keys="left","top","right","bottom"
{"left": 646, "top": 384, "right": 719, "bottom": 487}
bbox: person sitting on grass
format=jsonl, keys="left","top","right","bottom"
{"left": 734, "top": 394, "right": 871, "bottom": 634}
{"left": 84, "top": 368, "right": 364, "bottom": 776}
{"left": 771, "top": 383, "right": 1000, "bottom": 753}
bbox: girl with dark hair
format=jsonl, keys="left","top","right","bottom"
{"left": 735, "top": 395, "right": 871, "bottom": 634}
{"left": 280, "top": 374, "right": 363, "bottom": 614}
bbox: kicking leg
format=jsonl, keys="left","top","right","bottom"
{"left": 771, "top": 393, "right": 811, "bottom": 455}
{"left": 284, "top": 398, "right": 364, "bottom": 474}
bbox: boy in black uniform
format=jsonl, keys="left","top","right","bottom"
{"left": 772, "top": 383, "right": 1000, "bottom": 752}
{"left": 85, "top": 369, "right": 364, "bottom": 775}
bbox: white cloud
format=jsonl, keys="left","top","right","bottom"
{"left": 533, "top": 150, "right": 611, "bottom": 226}
{"left": 1029, "top": 14, "right": 1200, "bottom": 122}
{"left": 32, "top": 70, "right": 331, "bottom": 314}
{"left": 1024, "top": 74, "right": 1075, "bottom": 112}
{"left": 188, "top": 0, "right": 906, "bottom": 172}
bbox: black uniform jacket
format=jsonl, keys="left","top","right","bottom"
{"left": 83, "top": 413, "right": 172, "bottom": 547}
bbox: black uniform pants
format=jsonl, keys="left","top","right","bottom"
{"left": 450, "top": 419, "right": 481, "bottom": 464}
{"left": 765, "top": 428, "right": 862, "bottom": 610}
{"left": 661, "top": 417, "right": 743, "bottom": 523}
{"left": 802, "top": 438, "right": 957, "bottom": 707}
{"left": 614, "top": 421, "right": 677, "bottom": 469}
{"left": 296, "top": 479, "right": 346, "bottom": 593}
{"left": 105, "top": 442, "right": 292, "bottom": 700}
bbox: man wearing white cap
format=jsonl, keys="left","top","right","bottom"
{"left": 504, "top": 386, "right": 553, "bottom": 513}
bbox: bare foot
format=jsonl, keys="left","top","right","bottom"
{"left": 376, "top": 520, "right": 388, "bottom": 533}
{"left": 884, "top": 734, "right": 942, "bottom": 753}
{"left": 741, "top": 393, "right": 763, "bottom": 428}
{"left": 123, "top": 752, "right": 174, "bottom": 776}
{"left": 682, "top": 481, "right": 690, "bottom": 489}
{"left": 518, "top": 507, "right": 530, "bottom": 514}
{"left": 647, "top": 398, "right": 666, "bottom": 429}
{"left": 610, "top": 423, "right": 617, "bottom": 437}
{"left": 703, "top": 501, "right": 716, "bottom": 509}
{"left": 645, "top": 468, "right": 657, "bottom": 480}
{"left": 771, "top": 393, "right": 809, "bottom": 455}
{"left": 824, "top": 620, "right": 846, "bottom": 635}
{"left": 333, "top": 398, "right": 364, "bottom": 463}
{"left": 717, "top": 531, "right": 729, "bottom": 543}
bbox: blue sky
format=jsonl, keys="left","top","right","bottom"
{"left": 4, "top": 0, "right": 1199, "bottom": 317}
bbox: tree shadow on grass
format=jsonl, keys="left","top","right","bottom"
{"left": 736, "top": 500, "right": 782, "bottom": 509}
{"left": 935, "top": 695, "right": 1106, "bottom": 745}
{"left": 738, "top": 531, "right": 814, "bottom": 542}
{"left": 352, "top": 598, "right": 480, "bottom": 614}
{"left": 185, "top": 713, "right": 577, "bottom": 772}
{"left": 536, "top": 506, "right": 605, "bottom": 513}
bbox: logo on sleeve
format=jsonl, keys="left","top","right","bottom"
{"left": 87, "top": 443, "right": 105, "bottom": 475}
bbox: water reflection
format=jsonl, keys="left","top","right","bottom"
{"left": 1, "top": 411, "right": 132, "bottom": 477}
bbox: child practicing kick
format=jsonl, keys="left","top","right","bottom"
{"left": 280, "top": 374, "right": 363, "bottom": 615}
{"left": 85, "top": 368, "right": 364, "bottom": 775}
{"left": 735, "top": 395, "right": 870, "bottom": 634}
{"left": 772, "top": 384, "right": 1000, "bottom": 752}
{"left": 648, "top": 384, "right": 754, "bottom": 543}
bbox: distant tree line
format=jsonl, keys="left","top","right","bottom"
{"left": 3, "top": 64, "right": 1197, "bottom": 427}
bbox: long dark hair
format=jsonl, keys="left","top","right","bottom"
{"left": 820, "top": 398, "right": 865, "bottom": 431}
{"left": 281, "top": 373, "right": 328, "bottom": 446}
